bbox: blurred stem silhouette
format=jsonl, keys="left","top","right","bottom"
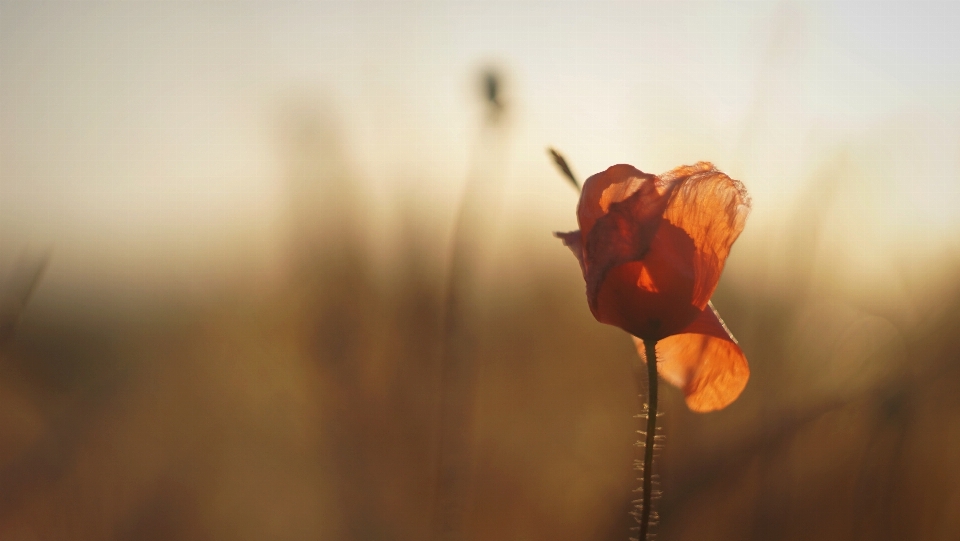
{"left": 433, "top": 67, "right": 509, "bottom": 541}
{"left": 636, "top": 339, "right": 659, "bottom": 541}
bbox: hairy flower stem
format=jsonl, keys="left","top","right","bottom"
{"left": 638, "top": 339, "right": 659, "bottom": 541}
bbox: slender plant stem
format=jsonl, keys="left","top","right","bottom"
{"left": 432, "top": 73, "right": 508, "bottom": 541}
{"left": 639, "top": 339, "right": 659, "bottom": 541}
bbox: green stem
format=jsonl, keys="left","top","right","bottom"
{"left": 639, "top": 339, "right": 659, "bottom": 541}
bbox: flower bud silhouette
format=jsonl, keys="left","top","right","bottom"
{"left": 556, "top": 162, "right": 750, "bottom": 412}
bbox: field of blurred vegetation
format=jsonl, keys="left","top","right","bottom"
{"left": 2, "top": 3, "right": 960, "bottom": 540}
{"left": 2, "top": 85, "right": 960, "bottom": 540}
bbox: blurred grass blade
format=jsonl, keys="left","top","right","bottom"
{"left": 0, "top": 252, "right": 50, "bottom": 345}
{"left": 434, "top": 68, "right": 510, "bottom": 541}
{"left": 548, "top": 148, "right": 580, "bottom": 191}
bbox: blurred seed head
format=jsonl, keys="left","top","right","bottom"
{"left": 479, "top": 67, "right": 506, "bottom": 120}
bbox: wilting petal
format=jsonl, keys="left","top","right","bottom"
{"left": 554, "top": 230, "right": 586, "bottom": 276}
{"left": 633, "top": 302, "right": 749, "bottom": 412}
{"left": 658, "top": 163, "right": 751, "bottom": 310}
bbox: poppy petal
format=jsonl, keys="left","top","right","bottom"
{"left": 593, "top": 222, "right": 699, "bottom": 339}
{"left": 554, "top": 230, "right": 586, "bottom": 276}
{"left": 576, "top": 164, "right": 659, "bottom": 238}
{"left": 658, "top": 163, "right": 751, "bottom": 310}
{"left": 633, "top": 302, "right": 749, "bottom": 412}
{"left": 578, "top": 167, "right": 683, "bottom": 325}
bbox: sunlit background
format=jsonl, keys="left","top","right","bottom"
{"left": 2, "top": 1, "right": 960, "bottom": 540}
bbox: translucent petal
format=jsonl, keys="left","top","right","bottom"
{"left": 634, "top": 303, "right": 749, "bottom": 412}
{"left": 658, "top": 163, "right": 751, "bottom": 309}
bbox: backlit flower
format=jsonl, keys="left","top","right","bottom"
{"left": 556, "top": 162, "right": 750, "bottom": 411}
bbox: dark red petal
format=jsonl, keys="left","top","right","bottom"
{"left": 577, "top": 164, "right": 658, "bottom": 238}
{"left": 579, "top": 170, "right": 681, "bottom": 329}
{"left": 593, "top": 222, "right": 699, "bottom": 340}
{"left": 634, "top": 302, "right": 749, "bottom": 412}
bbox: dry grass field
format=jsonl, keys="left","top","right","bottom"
{"left": 2, "top": 103, "right": 959, "bottom": 541}
{"left": 2, "top": 4, "right": 960, "bottom": 539}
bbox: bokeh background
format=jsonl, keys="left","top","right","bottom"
{"left": 2, "top": 1, "right": 960, "bottom": 540}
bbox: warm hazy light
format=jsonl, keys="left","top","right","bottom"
{"left": 2, "top": 3, "right": 960, "bottom": 541}
{"left": 2, "top": 2, "right": 960, "bottom": 293}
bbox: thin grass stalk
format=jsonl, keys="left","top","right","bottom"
{"left": 432, "top": 70, "right": 509, "bottom": 541}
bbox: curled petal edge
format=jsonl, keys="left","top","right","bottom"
{"left": 659, "top": 162, "right": 751, "bottom": 309}
{"left": 633, "top": 302, "right": 749, "bottom": 412}
{"left": 554, "top": 230, "right": 585, "bottom": 277}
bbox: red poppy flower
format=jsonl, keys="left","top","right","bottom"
{"left": 556, "top": 162, "right": 750, "bottom": 412}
